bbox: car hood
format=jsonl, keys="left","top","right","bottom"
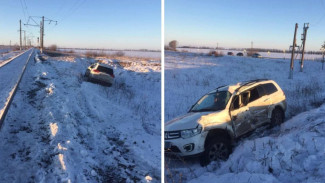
{"left": 165, "top": 112, "right": 212, "bottom": 131}
{"left": 165, "top": 110, "right": 231, "bottom": 131}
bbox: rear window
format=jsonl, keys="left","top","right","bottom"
{"left": 97, "top": 66, "right": 113, "bottom": 75}
{"left": 262, "top": 83, "right": 278, "bottom": 95}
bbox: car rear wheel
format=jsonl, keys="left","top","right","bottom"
{"left": 84, "top": 70, "right": 90, "bottom": 77}
{"left": 200, "top": 137, "right": 231, "bottom": 166}
{"left": 271, "top": 108, "right": 284, "bottom": 126}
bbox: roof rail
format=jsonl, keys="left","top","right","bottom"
{"left": 235, "top": 78, "right": 270, "bottom": 92}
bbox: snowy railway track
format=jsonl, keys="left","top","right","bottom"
{"left": 0, "top": 48, "right": 34, "bottom": 129}
{"left": 0, "top": 50, "right": 27, "bottom": 68}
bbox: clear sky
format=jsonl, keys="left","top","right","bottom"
{"left": 0, "top": 0, "right": 161, "bottom": 50}
{"left": 165, "top": 0, "right": 325, "bottom": 51}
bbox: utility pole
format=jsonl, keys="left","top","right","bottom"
{"left": 322, "top": 48, "right": 325, "bottom": 70}
{"left": 23, "top": 31, "right": 26, "bottom": 50}
{"left": 289, "top": 23, "right": 298, "bottom": 79}
{"left": 24, "top": 16, "right": 57, "bottom": 53}
{"left": 300, "top": 23, "right": 309, "bottom": 72}
{"left": 19, "top": 20, "right": 22, "bottom": 51}
{"left": 41, "top": 16, "right": 44, "bottom": 53}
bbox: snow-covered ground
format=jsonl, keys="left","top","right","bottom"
{"left": 165, "top": 51, "right": 325, "bottom": 182}
{"left": 58, "top": 48, "right": 161, "bottom": 59}
{"left": 0, "top": 50, "right": 24, "bottom": 67}
{"left": 0, "top": 49, "right": 32, "bottom": 117}
{"left": 0, "top": 49, "right": 161, "bottom": 182}
{"left": 178, "top": 48, "right": 324, "bottom": 61}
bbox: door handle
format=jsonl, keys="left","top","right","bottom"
{"left": 264, "top": 98, "right": 270, "bottom": 102}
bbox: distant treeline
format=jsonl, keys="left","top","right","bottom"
{"left": 58, "top": 47, "right": 160, "bottom": 52}
{"left": 178, "top": 46, "right": 324, "bottom": 55}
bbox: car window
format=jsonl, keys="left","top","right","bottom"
{"left": 248, "top": 87, "right": 260, "bottom": 103}
{"left": 257, "top": 85, "right": 266, "bottom": 97}
{"left": 262, "top": 83, "right": 278, "bottom": 95}
{"left": 232, "top": 96, "right": 240, "bottom": 110}
{"left": 90, "top": 64, "right": 96, "bottom": 69}
{"left": 97, "top": 66, "right": 114, "bottom": 75}
{"left": 190, "top": 91, "right": 231, "bottom": 112}
{"left": 241, "top": 92, "right": 250, "bottom": 106}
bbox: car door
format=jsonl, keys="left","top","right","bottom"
{"left": 230, "top": 93, "right": 253, "bottom": 137}
{"left": 246, "top": 86, "right": 270, "bottom": 127}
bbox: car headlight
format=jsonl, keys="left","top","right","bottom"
{"left": 181, "top": 126, "right": 202, "bottom": 139}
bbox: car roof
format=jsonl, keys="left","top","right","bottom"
{"left": 94, "top": 62, "right": 113, "bottom": 68}
{"left": 208, "top": 79, "right": 272, "bottom": 94}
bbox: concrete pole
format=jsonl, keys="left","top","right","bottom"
{"left": 300, "top": 23, "right": 309, "bottom": 72}
{"left": 322, "top": 49, "right": 325, "bottom": 70}
{"left": 41, "top": 16, "right": 44, "bottom": 53}
{"left": 289, "top": 23, "right": 298, "bottom": 79}
{"left": 19, "top": 20, "right": 22, "bottom": 51}
{"left": 24, "top": 31, "right": 26, "bottom": 50}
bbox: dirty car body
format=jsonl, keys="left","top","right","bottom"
{"left": 85, "top": 63, "right": 115, "bottom": 86}
{"left": 165, "top": 79, "right": 286, "bottom": 164}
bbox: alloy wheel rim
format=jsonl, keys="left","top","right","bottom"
{"left": 208, "top": 142, "right": 228, "bottom": 161}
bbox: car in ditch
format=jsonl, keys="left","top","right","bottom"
{"left": 84, "top": 63, "right": 115, "bottom": 86}
{"left": 165, "top": 79, "right": 286, "bottom": 166}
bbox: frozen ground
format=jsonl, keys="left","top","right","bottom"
{"left": 0, "top": 50, "right": 23, "bottom": 67}
{"left": 0, "top": 49, "right": 161, "bottom": 182}
{"left": 0, "top": 49, "right": 31, "bottom": 117}
{"left": 165, "top": 51, "right": 325, "bottom": 182}
{"left": 58, "top": 48, "right": 161, "bottom": 59}
{"left": 179, "top": 48, "right": 324, "bottom": 61}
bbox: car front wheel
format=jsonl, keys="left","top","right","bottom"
{"left": 200, "top": 137, "right": 231, "bottom": 166}
{"left": 271, "top": 108, "right": 284, "bottom": 126}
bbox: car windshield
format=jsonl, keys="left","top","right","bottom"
{"left": 190, "top": 91, "right": 231, "bottom": 112}
{"left": 97, "top": 66, "right": 113, "bottom": 75}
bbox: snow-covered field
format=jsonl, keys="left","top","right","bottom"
{"left": 58, "top": 48, "right": 161, "bottom": 59}
{"left": 0, "top": 49, "right": 161, "bottom": 182}
{"left": 178, "top": 48, "right": 324, "bottom": 61}
{"left": 0, "top": 50, "right": 23, "bottom": 67}
{"left": 165, "top": 51, "right": 325, "bottom": 182}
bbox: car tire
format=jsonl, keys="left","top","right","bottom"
{"left": 84, "top": 70, "right": 90, "bottom": 77}
{"left": 200, "top": 136, "right": 231, "bottom": 166}
{"left": 271, "top": 108, "right": 284, "bottom": 126}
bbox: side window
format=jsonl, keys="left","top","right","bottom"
{"left": 232, "top": 96, "right": 239, "bottom": 110}
{"left": 90, "top": 64, "right": 96, "bottom": 69}
{"left": 257, "top": 85, "right": 266, "bottom": 97}
{"left": 248, "top": 87, "right": 260, "bottom": 103}
{"left": 241, "top": 92, "right": 250, "bottom": 106}
{"left": 263, "top": 83, "right": 278, "bottom": 95}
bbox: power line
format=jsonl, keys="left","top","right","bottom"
{"left": 19, "top": 0, "right": 27, "bottom": 22}
{"left": 23, "top": 0, "right": 30, "bottom": 17}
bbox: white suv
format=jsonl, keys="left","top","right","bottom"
{"left": 85, "top": 63, "right": 114, "bottom": 86}
{"left": 165, "top": 79, "right": 286, "bottom": 165}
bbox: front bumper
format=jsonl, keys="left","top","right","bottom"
{"left": 164, "top": 131, "right": 208, "bottom": 156}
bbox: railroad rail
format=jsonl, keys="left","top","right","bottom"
{"left": 0, "top": 48, "right": 34, "bottom": 129}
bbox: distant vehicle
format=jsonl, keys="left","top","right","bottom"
{"left": 84, "top": 63, "right": 114, "bottom": 86}
{"left": 165, "top": 79, "right": 286, "bottom": 166}
{"left": 227, "top": 52, "right": 234, "bottom": 56}
{"left": 252, "top": 53, "right": 262, "bottom": 58}
{"left": 236, "top": 52, "right": 244, "bottom": 56}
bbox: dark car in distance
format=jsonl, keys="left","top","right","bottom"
{"left": 236, "top": 52, "right": 244, "bottom": 56}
